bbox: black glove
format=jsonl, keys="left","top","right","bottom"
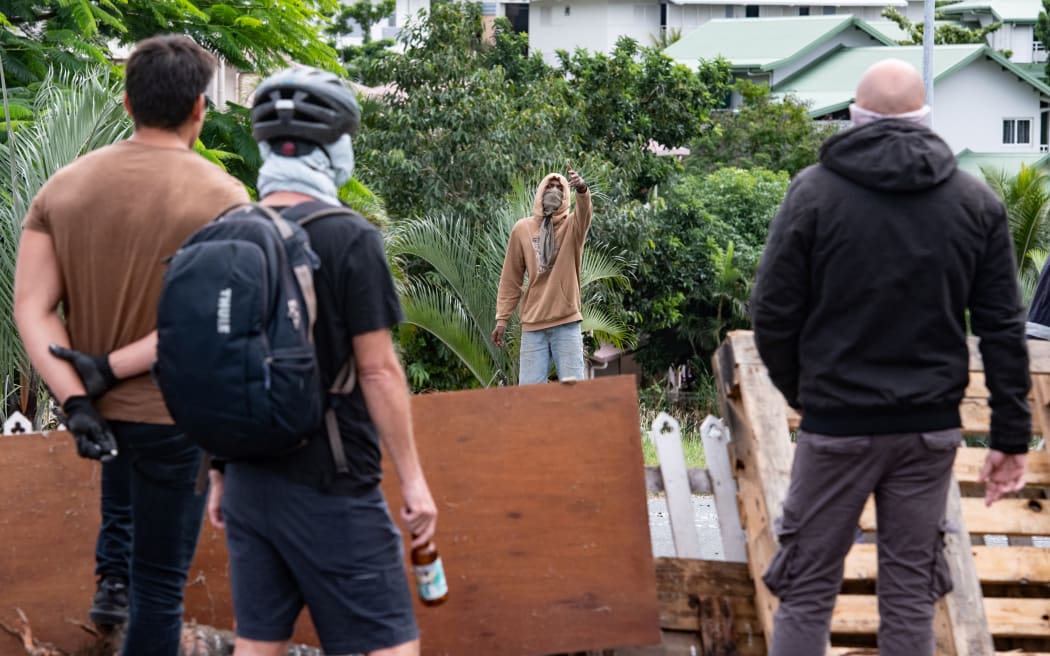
{"left": 49, "top": 344, "right": 118, "bottom": 400}
{"left": 62, "top": 396, "right": 118, "bottom": 462}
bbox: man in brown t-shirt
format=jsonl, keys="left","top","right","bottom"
{"left": 13, "top": 35, "right": 247, "bottom": 655}
{"left": 492, "top": 166, "right": 592, "bottom": 384}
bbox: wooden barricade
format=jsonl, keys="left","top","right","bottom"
{"left": 0, "top": 376, "right": 661, "bottom": 655}
{"left": 713, "top": 330, "right": 1050, "bottom": 655}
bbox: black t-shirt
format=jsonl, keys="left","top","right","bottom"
{"left": 251, "top": 201, "right": 404, "bottom": 495}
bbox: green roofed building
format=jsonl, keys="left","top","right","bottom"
{"left": 955, "top": 148, "right": 1050, "bottom": 178}
{"left": 663, "top": 15, "right": 895, "bottom": 85}
{"left": 938, "top": 0, "right": 1046, "bottom": 64}
{"left": 772, "top": 44, "right": 1050, "bottom": 154}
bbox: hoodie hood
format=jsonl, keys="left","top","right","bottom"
{"left": 820, "top": 119, "right": 957, "bottom": 193}
{"left": 532, "top": 173, "right": 571, "bottom": 224}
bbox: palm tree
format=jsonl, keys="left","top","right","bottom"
{"left": 0, "top": 67, "right": 131, "bottom": 417}
{"left": 388, "top": 181, "right": 633, "bottom": 387}
{"left": 983, "top": 163, "right": 1050, "bottom": 303}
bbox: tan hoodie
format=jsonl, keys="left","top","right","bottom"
{"left": 495, "top": 173, "right": 592, "bottom": 331}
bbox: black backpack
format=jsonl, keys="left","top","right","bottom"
{"left": 155, "top": 202, "right": 354, "bottom": 468}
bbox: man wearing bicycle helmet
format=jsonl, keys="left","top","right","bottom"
{"left": 204, "top": 67, "right": 437, "bottom": 656}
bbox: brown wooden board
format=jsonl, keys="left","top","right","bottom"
{"left": 653, "top": 557, "right": 765, "bottom": 655}
{"left": 2, "top": 376, "right": 660, "bottom": 656}
{"left": 0, "top": 431, "right": 103, "bottom": 653}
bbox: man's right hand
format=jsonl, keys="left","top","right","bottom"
{"left": 207, "top": 470, "right": 226, "bottom": 529}
{"left": 978, "top": 449, "right": 1027, "bottom": 506}
{"left": 49, "top": 344, "right": 118, "bottom": 400}
{"left": 401, "top": 477, "right": 438, "bottom": 547}
{"left": 491, "top": 325, "right": 506, "bottom": 348}
{"left": 62, "top": 395, "right": 118, "bottom": 462}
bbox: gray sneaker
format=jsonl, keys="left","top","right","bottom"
{"left": 89, "top": 576, "right": 128, "bottom": 626}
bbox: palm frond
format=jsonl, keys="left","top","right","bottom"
{"left": 0, "top": 66, "right": 131, "bottom": 380}
{"left": 398, "top": 279, "right": 506, "bottom": 386}
{"left": 581, "top": 302, "right": 634, "bottom": 350}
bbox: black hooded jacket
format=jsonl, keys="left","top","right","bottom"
{"left": 751, "top": 120, "right": 1031, "bottom": 452}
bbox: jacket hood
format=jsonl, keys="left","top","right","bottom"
{"left": 532, "top": 173, "right": 571, "bottom": 223}
{"left": 819, "top": 119, "right": 957, "bottom": 192}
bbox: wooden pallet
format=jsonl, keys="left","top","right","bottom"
{"left": 712, "top": 330, "right": 1050, "bottom": 656}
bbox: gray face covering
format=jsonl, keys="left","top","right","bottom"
{"left": 539, "top": 188, "right": 563, "bottom": 271}
{"left": 257, "top": 133, "right": 355, "bottom": 206}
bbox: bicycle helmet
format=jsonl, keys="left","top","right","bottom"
{"left": 251, "top": 67, "right": 360, "bottom": 145}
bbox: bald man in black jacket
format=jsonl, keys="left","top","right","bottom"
{"left": 751, "top": 59, "right": 1030, "bottom": 656}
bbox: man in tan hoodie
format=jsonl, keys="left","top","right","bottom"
{"left": 492, "top": 166, "right": 591, "bottom": 384}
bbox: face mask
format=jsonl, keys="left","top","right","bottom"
{"left": 849, "top": 103, "right": 932, "bottom": 128}
{"left": 542, "top": 188, "right": 562, "bottom": 215}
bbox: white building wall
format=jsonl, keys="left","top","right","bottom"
{"left": 530, "top": 0, "right": 665, "bottom": 61}
{"left": 666, "top": 3, "right": 899, "bottom": 33}
{"left": 396, "top": 0, "right": 432, "bottom": 29}
{"left": 934, "top": 57, "right": 1045, "bottom": 153}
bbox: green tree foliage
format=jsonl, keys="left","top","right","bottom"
{"left": 882, "top": 7, "right": 1002, "bottom": 45}
{"left": 0, "top": 67, "right": 131, "bottom": 394}
{"left": 326, "top": 0, "right": 397, "bottom": 86}
{"left": 1, "top": 1, "right": 341, "bottom": 86}
{"left": 357, "top": 2, "right": 578, "bottom": 224}
{"left": 983, "top": 163, "right": 1050, "bottom": 303}
{"left": 601, "top": 167, "right": 789, "bottom": 376}
{"left": 198, "top": 101, "right": 260, "bottom": 192}
{"left": 687, "top": 81, "right": 835, "bottom": 177}
{"left": 556, "top": 39, "right": 733, "bottom": 194}
{"left": 1036, "top": 1, "right": 1050, "bottom": 78}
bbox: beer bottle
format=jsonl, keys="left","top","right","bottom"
{"left": 411, "top": 540, "right": 448, "bottom": 606}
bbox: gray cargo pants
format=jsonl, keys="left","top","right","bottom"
{"left": 764, "top": 429, "right": 960, "bottom": 656}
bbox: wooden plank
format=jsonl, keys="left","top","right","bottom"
{"left": 652, "top": 413, "right": 703, "bottom": 559}
{"left": 653, "top": 556, "right": 765, "bottom": 656}
{"left": 845, "top": 544, "right": 1050, "bottom": 586}
{"left": 0, "top": 431, "right": 104, "bottom": 654}
{"left": 859, "top": 497, "right": 1050, "bottom": 536}
{"left": 833, "top": 595, "right": 1050, "bottom": 638}
{"left": 383, "top": 377, "right": 662, "bottom": 655}
{"left": 712, "top": 331, "right": 799, "bottom": 648}
{"left": 2, "top": 377, "right": 662, "bottom": 656}
{"left": 939, "top": 475, "right": 995, "bottom": 655}
{"left": 1035, "top": 374, "right": 1050, "bottom": 443}
{"left": 699, "top": 415, "right": 748, "bottom": 563}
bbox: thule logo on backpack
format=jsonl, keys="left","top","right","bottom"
{"left": 217, "top": 288, "right": 233, "bottom": 334}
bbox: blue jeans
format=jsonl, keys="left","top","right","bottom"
{"left": 96, "top": 422, "right": 207, "bottom": 656}
{"left": 519, "top": 321, "right": 585, "bottom": 385}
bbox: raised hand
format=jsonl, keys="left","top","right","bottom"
{"left": 566, "top": 164, "right": 587, "bottom": 193}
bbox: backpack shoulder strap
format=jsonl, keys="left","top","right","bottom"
{"left": 283, "top": 204, "right": 360, "bottom": 476}
{"left": 298, "top": 207, "right": 358, "bottom": 227}
{"left": 323, "top": 360, "right": 357, "bottom": 475}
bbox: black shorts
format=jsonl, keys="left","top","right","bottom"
{"left": 222, "top": 464, "right": 418, "bottom": 654}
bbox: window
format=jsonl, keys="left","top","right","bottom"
{"left": 745, "top": 4, "right": 759, "bottom": 16}
{"left": 822, "top": 5, "right": 836, "bottom": 14}
{"left": 725, "top": 5, "right": 735, "bottom": 17}
{"left": 1003, "top": 118, "right": 1033, "bottom": 145}
{"left": 799, "top": 5, "right": 810, "bottom": 14}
